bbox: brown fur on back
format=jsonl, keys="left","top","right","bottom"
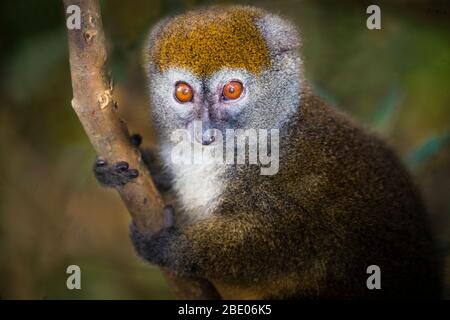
{"left": 204, "top": 86, "right": 442, "bottom": 298}
{"left": 132, "top": 86, "right": 441, "bottom": 299}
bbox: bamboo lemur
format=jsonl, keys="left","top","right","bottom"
{"left": 94, "top": 6, "right": 441, "bottom": 299}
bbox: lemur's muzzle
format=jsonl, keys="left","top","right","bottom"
{"left": 187, "top": 120, "right": 218, "bottom": 146}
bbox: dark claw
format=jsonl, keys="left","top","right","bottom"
{"left": 114, "top": 161, "right": 129, "bottom": 171}
{"left": 130, "top": 134, "right": 142, "bottom": 147}
{"left": 128, "top": 169, "right": 139, "bottom": 178}
{"left": 95, "top": 157, "right": 107, "bottom": 166}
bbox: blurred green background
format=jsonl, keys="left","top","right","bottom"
{"left": 0, "top": 0, "right": 449, "bottom": 299}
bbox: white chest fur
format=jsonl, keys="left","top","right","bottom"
{"left": 161, "top": 147, "right": 226, "bottom": 222}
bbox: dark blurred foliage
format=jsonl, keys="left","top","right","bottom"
{"left": 0, "top": 0, "right": 449, "bottom": 299}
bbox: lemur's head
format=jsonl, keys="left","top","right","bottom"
{"left": 144, "top": 6, "right": 301, "bottom": 145}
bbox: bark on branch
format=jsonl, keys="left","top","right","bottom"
{"left": 63, "top": 0, "right": 219, "bottom": 299}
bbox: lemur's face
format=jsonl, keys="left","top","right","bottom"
{"left": 151, "top": 67, "right": 262, "bottom": 145}
{"left": 145, "top": 6, "right": 302, "bottom": 145}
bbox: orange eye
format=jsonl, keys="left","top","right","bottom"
{"left": 175, "top": 82, "right": 193, "bottom": 103}
{"left": 223, "top": 81, "right": 243, "bottom": 101}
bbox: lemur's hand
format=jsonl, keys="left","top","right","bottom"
{"left": 93, "top": 134, "right": 142, "bottom": 187}
{"left": 94, "top": 158, "right": 139, "bottom": 187}
{"left": 129, "top": 205, "right": 178, "bottom": 267}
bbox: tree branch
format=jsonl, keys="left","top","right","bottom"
{"left": 63, "top": 0, "right": 219, "bottom": 299}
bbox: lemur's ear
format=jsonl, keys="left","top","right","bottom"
{"left": 256, "top": 14, "right": 300, "bottom": 57}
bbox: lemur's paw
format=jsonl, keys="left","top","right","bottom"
{"left": 94, "top": 157, "right": 139, "bottom": 187}
{"left": 130, "top": 134, "right": 142, "bottom": 147}
{"left": 129, "top": 205, "right": 176, "bottom": 265}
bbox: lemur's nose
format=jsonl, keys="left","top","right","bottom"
{"left": 188, "top": 120, "right": 218, "bottom": 146}
{"left": 201, "top": 133, "right": 215, "bottom": 146}
{"left": 193, "top": 104, "right": 217, "bottom": 145}
{"left": 194, "top": 121, "right": 216, "bottom": 145}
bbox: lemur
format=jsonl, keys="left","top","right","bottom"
{"left": 94, "top": 6, "right": 441, "bottom": 299}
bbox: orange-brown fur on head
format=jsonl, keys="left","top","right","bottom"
{"left": 150, "top": 6, "right": 271, "bottom": 76}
